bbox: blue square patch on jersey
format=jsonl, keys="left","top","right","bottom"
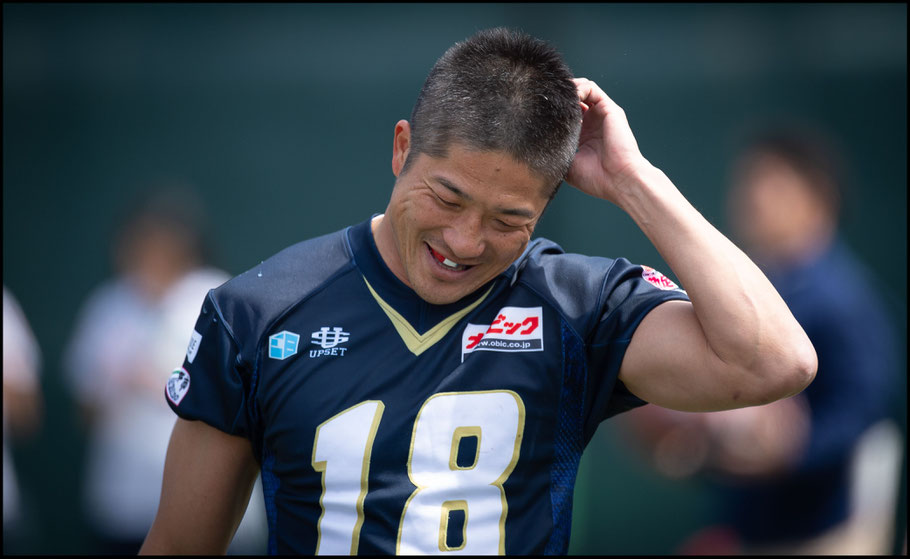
{"left": 269, "top": 331, "right": 300, "bottom": 360}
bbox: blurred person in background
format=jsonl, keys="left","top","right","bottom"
{"left": 625, "top": 125, "right": 902, "bottom": 554}
{"left": 3, "top": 286, "right": 45, "bottom": 554}
{"left": 62, "top": 185, "right": 266, "bottom": 554}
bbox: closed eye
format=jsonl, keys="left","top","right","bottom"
{"left": 431, "top": 190, "right": 459, "bottom": 208}
{"left": 493, "top": 218, "right": 524, "bottom": 230}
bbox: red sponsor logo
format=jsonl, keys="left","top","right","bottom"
{"left": 485, "top": 313, "right": 539, "bottom": 336}
{"left": 461, "top": 306, "right": 544, "bottom": 361}
{"left": 466, "top": 331, "right": 485, "bottom": 350}
{"left": 641, "top": 265, "right": 679, "bottom": 290}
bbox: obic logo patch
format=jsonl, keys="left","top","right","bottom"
{"left": 167, "top": 367, "right": 191, "bottom": 406}
{"left": 461, "top": 306, "right": 544, "bottom": 362}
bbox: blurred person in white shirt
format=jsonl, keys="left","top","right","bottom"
{"left": 63, "top": 185, "right": 266, "bottom": 554}
{"left": 3, "top": 286, "right": 45, "bottom": 553}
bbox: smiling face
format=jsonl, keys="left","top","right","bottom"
{"left": 372, "top": 120, "right": 553, "bottom": 305}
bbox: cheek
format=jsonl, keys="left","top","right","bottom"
{"left": 401, "top": 195, "right": 444, "bottom": 226}
{"left": 488, "top": 230, "right": 531, "bottom": 262}
{"left": 390, "top": 198, "right": 424, "bottom": 238}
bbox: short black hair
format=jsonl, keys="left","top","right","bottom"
{"left": 403, "top": 27, "right": 582, "bottom": 195}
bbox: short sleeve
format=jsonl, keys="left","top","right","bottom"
{"left": 164, "top": 291, "right": 252, "bottom": 438}
{"left": 585, "top": 258, "right": 690, "bottom": 427}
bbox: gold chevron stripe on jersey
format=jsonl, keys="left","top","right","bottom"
{"left": 362, "top": 277, "right": 494, "bottom": 356}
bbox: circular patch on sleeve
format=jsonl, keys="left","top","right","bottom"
{"left": 166, "top": 367, "right": 191, "bottom": 406}
{"left": 641, "top": 265, "right": 680, "bottom": 290}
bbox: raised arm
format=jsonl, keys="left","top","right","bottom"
{"left": 567, "top": 78, "right": 817, "bottom": 412}
{"left": 140, "top": 418, "right": 261, "bottom": 555}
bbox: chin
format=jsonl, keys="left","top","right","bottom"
{"left": 415, "top": 288, "right": 460, "bottom": 305}
{"left": 412, "top": 282, "right": 472, "bottom": 305}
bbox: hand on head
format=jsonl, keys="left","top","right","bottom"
{"left": 566, "top": 78, "right": 650, "bottom": 205}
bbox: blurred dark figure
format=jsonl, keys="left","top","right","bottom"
{"left": 625, "top": 125, "right": 903, "bottom": 554}
{"left": 62, "top": 185, "right": 266, "bottom": 554}
{"left": 3, "top": 286, "right": 45, "bottom": 554}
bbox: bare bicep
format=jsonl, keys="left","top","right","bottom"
{"left": 141, "top": 418, "right": 259, "bottom": 554}
{"left": 618, "top": 300, "right": 749, "bottom": 412}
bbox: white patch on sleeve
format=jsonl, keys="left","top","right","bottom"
{"left": 461, "top": 306, "right": 544, "bottom": 362}
{"left": 641, "top": 265, "right": 681, "bottom": 290}
{"left": 166, "top": 367, "right": 191, "bottom": 406}
{"left": 186, "top": 329, "right": 202, "bottom": 364}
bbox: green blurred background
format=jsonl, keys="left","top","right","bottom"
{"left": 3, "top": 3, "right": 906, "bottom": 554}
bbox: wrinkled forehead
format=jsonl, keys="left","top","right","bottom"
{"left": 429, "top": 143, "right": 556, "bottom": 199}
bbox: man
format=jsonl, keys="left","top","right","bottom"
{"left": 63, "top": 187, "right": 266, "bottom": 553}
{"left": 717, "top": 127, "right": 899, "bottom": 553}
{"left": 140, "top": 28, "right": 815, "bottom": 554}
{"left": 623, "top": 125, "right": 902, "bottom": 554}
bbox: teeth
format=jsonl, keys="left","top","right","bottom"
{"left": 429, "top": 245, "right": 466, "bottom": 270}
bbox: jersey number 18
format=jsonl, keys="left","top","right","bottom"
{"left": 311, "top": 390, "right": 526, "bottom": 554}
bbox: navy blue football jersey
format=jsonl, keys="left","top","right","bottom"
{"left": 165, "top": 217, "right": 689, "bottom": 554}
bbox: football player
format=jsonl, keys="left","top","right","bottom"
{"left": 141, "top": 28, "right": 816, "bottom": 555}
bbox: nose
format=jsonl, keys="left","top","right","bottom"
{"left": 442, "top": 212, "right": 485, "bottom": 261}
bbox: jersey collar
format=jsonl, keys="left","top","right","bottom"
{"left": 348, "top": 216, "right": 500, "bottom": 336}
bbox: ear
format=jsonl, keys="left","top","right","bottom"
{"left": 391, "top": 120, "right": 411, "bottom": 177}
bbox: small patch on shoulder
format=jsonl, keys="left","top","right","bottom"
{"left": 186, "top": 329, "right": 202, "bottom": 364}
{"left": 641, "top": 265, "right": 680, "bottom": 290}
{"left": 166, "top": 367, "right": 191, "bottom": 406}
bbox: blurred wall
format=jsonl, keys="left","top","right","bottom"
{"left": 3, "top": 3, "right": 906, "bottom": 554}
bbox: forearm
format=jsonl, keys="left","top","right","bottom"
{"left": 617, "top": 161, "right": 816, "bottom": 397}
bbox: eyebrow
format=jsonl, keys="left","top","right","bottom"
{"left": 433, "top": 176, "right": 537, "bottom": 220}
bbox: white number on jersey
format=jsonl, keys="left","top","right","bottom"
{"left": 311, "top": 391, "right": 525, "bottom": 555}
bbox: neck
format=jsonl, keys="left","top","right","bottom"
{"left": 371, "top": 213, "right": 411, "bottom": 288}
